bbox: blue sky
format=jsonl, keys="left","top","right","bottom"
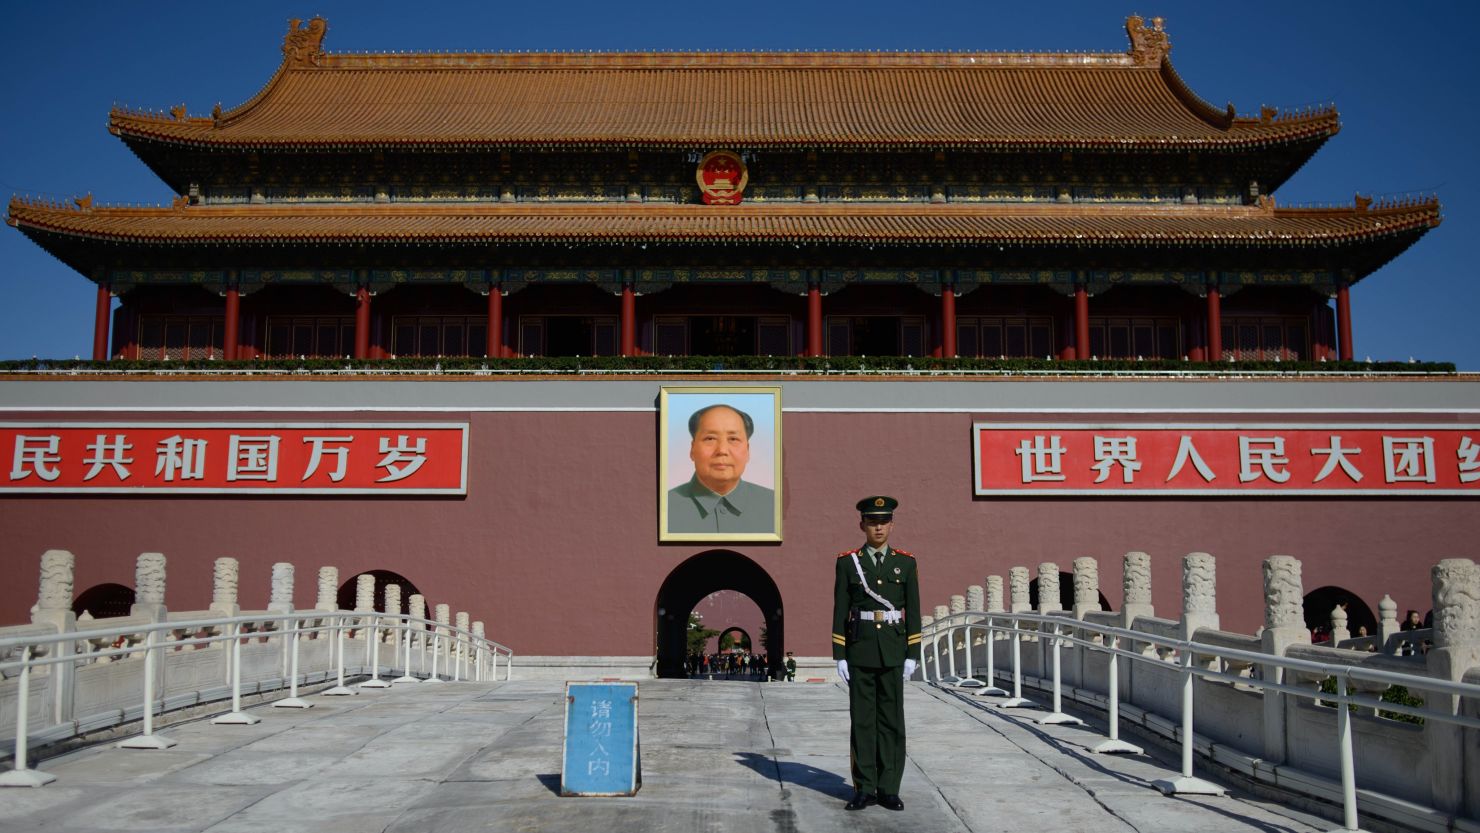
{"left": 2, "top": 1, "right": 1474, "bottom": 367}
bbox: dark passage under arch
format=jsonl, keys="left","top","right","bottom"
{"left": 654, "top": 550, "right": 783, "bottom": 679}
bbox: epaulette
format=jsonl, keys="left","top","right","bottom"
{"left": 893, "top": 548, "right": 915, "bottom": 558}
{"left": 837, "top": 548, "right": 860, "bottom": 558}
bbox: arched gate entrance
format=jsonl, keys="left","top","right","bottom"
{"left": 654, "top": 550, "right": 783, "bottom": 679}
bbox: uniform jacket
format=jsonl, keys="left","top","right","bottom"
{"left": 832, "top": 546, "right": 922, "bottom": 668}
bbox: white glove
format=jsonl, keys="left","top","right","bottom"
{"left": 837, "top": 659, "right": 850, "bottom": 683}
{"left": 903, "top": 659, "right": 918, "bottom": 681}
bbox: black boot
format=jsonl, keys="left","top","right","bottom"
{"left": 844, "top": 789, "right": 877, "bottom": 811}
{"left": 877, "top": 793, "right": 904, "bottom": 811}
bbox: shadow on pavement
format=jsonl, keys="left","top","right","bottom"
{"left": 734, "top": 751, "right": 853, "bottom": 800}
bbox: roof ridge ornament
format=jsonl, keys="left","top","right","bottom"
{"left": 1126, "top": 15, "right": 1171, "bottom": 66}
{"left": 283, "top": 16, "right": 328, "bottom": 68}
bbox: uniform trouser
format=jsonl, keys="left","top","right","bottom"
{"left": 848, "top": 663, "right": 906, "bottom": 795}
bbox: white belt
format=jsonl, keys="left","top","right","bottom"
{"left": 854, "top": 610, "right": 904, "bottom": 624}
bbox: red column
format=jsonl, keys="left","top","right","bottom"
{"left": 354, "top": 287, "right": 371, "bottom": 359}
{"left": 1336, "top": 283, "right": 1353, "bottom": 362}
{"left": 486, "top": 284, "right": 503, "bottom": 359}
{"left": 1187, "top": 313, "right": 1205, "bottom": 362}
{"left": 1074, "top": 286, "right": 1090, "bottom": 360}
{"left": 806, "top": 286, "right": 823, "bottom": 357}
{"left": 223, "top": 286, "right": 240, "bottom": 361}
{"left": 940, "top": 284, "right": 957, "bottom": 358}
{"left": 620, "top": 285, "right": 636, "bottom": 357}
{"left": 1206, "top": 288, "right": 1222, "bottom": 362}
{"left": 92, "top": 283, "right": 111, "bottom": 361}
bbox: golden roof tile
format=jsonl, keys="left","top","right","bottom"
{"left": 7, "top": 198, "right": 1440, "bottom": 248}
{"left": 106, "top": 17, "right": 1338, "bottom": 151}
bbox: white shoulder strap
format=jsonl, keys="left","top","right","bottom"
{"left": 850, "top": 551, "right": 896, "bottom": 613}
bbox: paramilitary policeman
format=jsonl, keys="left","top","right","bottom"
{"left": 832, "top": 496, "right": 921, "bottom": 812}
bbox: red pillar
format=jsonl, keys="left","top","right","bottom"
{"left": 222, "top": 286, "right": 240, "bottom": 361}
{"left": 486, "top": 284, "right": 503, "bottom": 359}
{"left": 806, "top": 286, "right": 823, "bottom": 357}
{"left": 354, "top": 287, "right": 371, "bottom": 360}
{"left": 940, "top": 284, "right": 957, "bottom": 358}
{"left": 1336, "top": 283, "right": 1353, "bottom": 362}
{"left": 1074, "top": 286, "right": 1090, "bottom": 360}
{"left": 1206, "top": 288, "right": 1223, "bottom": 362}
{"left": 92, "top": 283, "right": 111, "bottom": 361}
{"left": 620, "top": 285, "right": 637, "bottom": 357}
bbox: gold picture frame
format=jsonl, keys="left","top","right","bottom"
{"left": 658, "top": 385, "right": 782, "bottom": 542}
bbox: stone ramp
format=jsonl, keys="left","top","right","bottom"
{"left": 0, "top": 680, "right": 1331, "bottom": 833}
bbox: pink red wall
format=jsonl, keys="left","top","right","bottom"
{"left": 3, "top": 408, "right": 1474, "bottom": 654}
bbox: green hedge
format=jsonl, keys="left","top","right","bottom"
{"left": 0, "top": 356, "right": 1457, "bottom": 374}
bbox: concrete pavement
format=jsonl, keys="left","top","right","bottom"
{"left": 0, "top": 679, "right": 1335, "bottom": 833}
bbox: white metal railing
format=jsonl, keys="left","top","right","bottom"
{"left": 921, "top": 610, "right": 1480, "bottom": 833}
{"left": 0, "top": 610, "right": 513, "bottom": 787}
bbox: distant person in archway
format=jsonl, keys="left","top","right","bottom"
{"left": 833, "top": 495, "right": 920, "bottom": 813}
{"left": 785, "top": 652, "right": 797, "bottom": 682}
{"left": 667, "top": 404, "right": 776, "bottom": 533}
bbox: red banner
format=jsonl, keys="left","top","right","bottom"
{"left": 1, "top": 423, "right": 467, "bottom": 494}
{"left": 974, "top": 423, "right": 1480, "bottom": 496}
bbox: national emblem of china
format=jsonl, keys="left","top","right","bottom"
{"left": 696, "top": 150, "right": 748, "bottom": 205}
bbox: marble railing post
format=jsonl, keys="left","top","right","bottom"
{"left": 949, "top": 595, "right": 965, "bottom": 614}
{"left": 1037, "top": 563, "right": 1062, "bottom": 613}
{"left": 1070, "top": 557, "right": 1099, "bottom": 686}
{"left": 409, "top": 594, "right": 427, "bottom": 657}
{"left": 210, "top": 557, "right": 240, "bottom": 617}
{"left": 1329, "top": 605, "right": 1350, "bottom": 645}
{"left": 1377, "top": 594, "right": 1400, "bottom": 655}
{"left": 131, "top": 552, "right": 167, "bottom": 621}
{"left": 472, "top": 621, "right": 486, "bottom": 680}
{"left": 1180, "top": 553, "right": 1219, "bottom": 640}
{"left": 1121, "top": 552, "right": 1154, "bottom": 628}
{"left": 1259, "top": 555, "right": 1309, "bottom": 765}
{"left": 1009, "top": 567, "right": 1030, "bottom": 614}
{"left": 384, "top": 585, "right": 402, "bottom": 648}
{"left": 315, "top": 566, "right": 338, "bottom": 612}
{"left": 1424, "top": 558, "right": 1480, "bottom": 817}
{"left": 32, "top": 549, "right": 77, "bottom": 722}
{"left": 966, "top": 585, "right": 984, "bottom": 650}
{"left": 354, "top": 574, "right": 375, "bottom": 613}
{"left": 268, "top": 562, "right": 295, "bottom": 614}
{"left": 435, "top": 604, "right": 452, "bottom": 667}
{"left": 986, "top": 576, "right": 1004, "bottom": 614}
{"left": 455, "top": 611, "right": 470, "bottom": 680}
{"left": 1072, "top": 558, "right": 1099, "bottom": 620}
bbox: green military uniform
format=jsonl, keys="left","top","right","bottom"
{"left": 832, "top": 497, "right": 921, "bottom": 801}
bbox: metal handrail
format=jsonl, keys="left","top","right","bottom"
{"left": 921, "top": 609, "right": 1480, "bottom": 832}
{"left": 0, "top": 609, "right": 513, "bottom": 788}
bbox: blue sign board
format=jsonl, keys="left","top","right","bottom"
{"left": 561, "top": 681, "right": 640, "bottom": 796}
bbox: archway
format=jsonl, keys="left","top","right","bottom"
{"left": 72, "top": 583, "right": 135, "bottom": 618}
{"left": 716, "top": 627, "right": 753, "bottom": 652}
{"left": 1303, "top": 585, "right": 1377, "bottom": 642}
{"left": 654, "top": 550, "right": 783, "bottom": 679}
{"left": 338, "top": 570, "right": 424, "bottom": 615}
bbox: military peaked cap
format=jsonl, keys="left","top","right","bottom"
{"left": 856, "top": 495, "right": 899, "bottom": 518}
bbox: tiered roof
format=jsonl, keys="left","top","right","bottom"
{"left": 7, "top": 196, "right": 1441, "bottom": 249}
{"left": 108, "top": 40, "right": 1338, "bottom": 153}
{"left": 4, "top": 16, "right": 1438, "bottom": 286}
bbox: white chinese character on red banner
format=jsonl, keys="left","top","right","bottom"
{"left": 1382, "top": 437, "right": 1435, "bottom": 483}
{"left": 1311, "top": 435, "right": 1363, "bottom": 484}
{"left": 1166, "top": 435, "right": 1216, "bottom": 482}
{"left": 10, "top": 435, "right": 61, "bottom": 481}
{"left": 1014, "top": 435, "right": 1067, "bottom": 483}
{"left": 155, "top": 436, "right": 208, "bottom": 481}
{"left": 83, "top": 434, "right": 134, "bottom": 482}
{"left": 1091, "top": 436, "right": 1141, "bottom": 484}
{"left": 1238, "top": 436, "right": 1291, "bottom": 483}
{"left": 1459, "top": 437, "right": 1480, "bottom": 484}
{"left": 227, "top": 435, "right": 281, "bottom": 482}
{"left": 302, "top": 436, "right": 354, "bottom": 482}
{"left": 376, "top": 435, "right": 428, "bottom": 482}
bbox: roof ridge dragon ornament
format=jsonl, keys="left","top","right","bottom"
{"left": 283, "top": 16, "right": 328, "bottom": 68}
